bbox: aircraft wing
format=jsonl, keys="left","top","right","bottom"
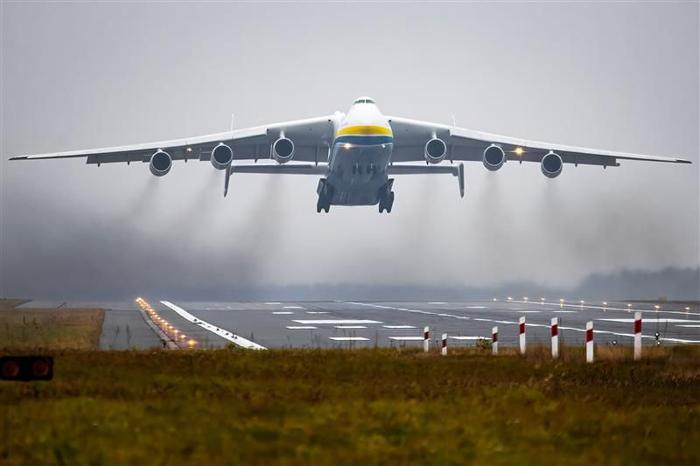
{"left": 387, "top": 116, "right": 692, "bottom": 166}
{"left": 9, "top": 115, "right": 337, "bottom": 165}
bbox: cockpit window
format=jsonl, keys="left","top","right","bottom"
{"left": 353, "top": 97, "right": 375, "bottom": 104}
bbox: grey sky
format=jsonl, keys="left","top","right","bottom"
{"left": 1, "top": 2, "right": 698, "bottom": 299}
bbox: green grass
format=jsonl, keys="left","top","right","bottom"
{"left": 0, "top": 308, "right": 104, "bottom": 350}
{"left": 0, "top": 347, "right": 698, "bottom": 466}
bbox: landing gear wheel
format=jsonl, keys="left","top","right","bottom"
{"left": 378, "top": 190, "right": 395, "bottom": 214}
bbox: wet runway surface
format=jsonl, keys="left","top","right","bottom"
{"left": 93, "top": 299, "right": 700, "bottom": 350}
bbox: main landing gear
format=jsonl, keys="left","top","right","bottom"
{"left": 378, "top": 179, "right": 395, "bottom": 214}
{"left": 316, "top": 178, "right": 333, "bottom": 213}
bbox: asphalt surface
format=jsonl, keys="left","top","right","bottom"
{"left": 91, "top": 299, "right": 700, "bottom": 350}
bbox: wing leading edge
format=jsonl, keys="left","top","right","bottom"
{"left": 387, "top": 116, "right": 691, "bottom": 166}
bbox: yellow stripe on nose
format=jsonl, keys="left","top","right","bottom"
{"left": 336, "top": 125, "right": 393, "bottom": 137}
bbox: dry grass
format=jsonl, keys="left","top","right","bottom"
{"left": 0, "top": 346, "right": 698, "bottom": 466}
{"left": 0, "top": 308, "right": 105, "bottom": 350}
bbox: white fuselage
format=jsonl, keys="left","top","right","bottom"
{"left": 325, "top": 98, "right": 394, "bottom": 205}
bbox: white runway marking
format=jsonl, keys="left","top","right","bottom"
{"left": 286, "top": 326, "right": 317, "bottom": 330}
{"left": 293, "top": 319, "right": 381, "bottom": 325}
{"left": 513, "top": 299, "right": 700, "bottom": 317}
{"left": 450, "top": 336, "right": 488, "bottom": 340}
{"left": 466, "top": 306, "right": 487, "bottom": 309}
{"left": 382, "top": 325, "right": 416, "bottom": 329}
{"left": 272, "top": 311, "right": 294, "bottom": 315}
{"left": 305, "top": 311, "right": 328, "bottom": 314}
{"left": 329, "top": 337, "right": 369, "bottom": 341}
{"left": 334, "top": 325, "right": 367, "bottom": 329}
{"left": 428, "top": 302, "right": 447, "bottom": 305}
{"left": 389, "top": 336, "right": 423, "bottom": 341}
{"left": 264, "top": 302, "right": 281, "bottom": 305}
{"left": 346, "top": 302, "right": 700, "bottom": 344}
{"left": 553, "top": 310, "right": 578, "bottom": 313}
{"left": 283, "top": 305, "right": 304, "bottom": 309}
{"left": 161, "top": 301, "right": 266, "bottom": 350}
{"left": 597, "top": 318, "right": 700, "bottom": 324}
{"left": 676, "top": 324, "right": 700, "bottom": 328}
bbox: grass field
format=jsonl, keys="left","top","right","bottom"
{"left": 1, "top": 346, "right": 698, "bottom": 466}
{"left": 0, "top": 300, "right": 104, "bottom": 350}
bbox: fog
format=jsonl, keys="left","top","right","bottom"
{"left": 1, "top": 3, "right": 698, "bottom": 300}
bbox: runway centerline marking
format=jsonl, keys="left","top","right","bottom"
{"left": 335, "top": 325, "right": 367, "bottom": 329}
{"left": 272, "top": 311, "right": 294, "bottom": 315}
{"left": 286, "top": 326, "right": 317, "bottom": 330}
{"left": 389, "top": 336, "right": 423, "bottom": 341}
{"left": 161, "top": 301, "right": 266, "bottom": 350}
{"left": 329, "top": 337, "right": 369, "bottom": 341}
{"left": 382, "top": 325, "right": 416, "bottom": 329}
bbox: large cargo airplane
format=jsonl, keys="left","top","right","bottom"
{"left": 10, "top": 96, "right": 691, "bottom": 213}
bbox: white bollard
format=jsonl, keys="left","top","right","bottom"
{"left": 519, "top": 316, "right": 526, "bottom": 355}
{"left": 586, "top": 321, "right": 594, "bottom": 363}
{"left": 634, "top": 312, "right": 642, "bottom": 360}
{"left": 423, "top": 326, "right": 430, "bottom": 353}
{"left": 551, "top": 317, "right": 559, "bottom": 359}
{"left": 492, "top": 326, "right": 498, "bottom": 355}
{"left": 441, "top": 333, "right": 447, "bottom": 356}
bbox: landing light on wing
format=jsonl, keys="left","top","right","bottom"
{"left": 344, "top": 143, "right": 352, "bottom": 149}
{"left": 513, "top": 147, "right": 524, "bottom": 156}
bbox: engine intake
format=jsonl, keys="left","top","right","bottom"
{"left": 272, "top": 137, "right": 295, "bottom": 164}
{"left": 483, "top": 144, "right": 506, "bottom": 171}
{"left": 211, "top": 143, "right": 233, "bottom": 170}
{"left": 149, "top": 150, "right": 172, "bottom": 177}
{"left": 424, "top": 138, "right": 447, "bottom": 164}
{"left": 541, "top": 151, "right": 563, "bottom": 178}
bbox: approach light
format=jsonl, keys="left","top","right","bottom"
{"left": 603, "top": 302, "right": 608, "bottom": 306}
{"left": 685, "top": 307, "right": 691, "bottom": 311}
{"left": 507, "top": 297, "right": 513, "bottom": 301}
{"left": 523, "top": 297, "right": 528, "bottom": 301}
{"left": 654, "top": 305, "right": 660, "bottom": 310}
{"left": 560, "top": 298, "right": 565, "bottom": 302}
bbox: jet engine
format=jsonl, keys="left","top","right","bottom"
{"left": 424, "top": 138, "right": 447, "bottom": 164}
{"left": 272, "top": 137, "right": 295, "bottom": 164}
{"left": 483, "top": 144, "right": 506, "bottom": 171}
{"left": 210, "top": 143, "right": 233, "bottom": 170}
{"left": 541, "top": 151, "right": 563, "bottom": 178}
{"left": 149, "top": 150, "right": 172, "bottom": 177}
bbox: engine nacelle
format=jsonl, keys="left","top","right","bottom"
{"left": 424, "top": 138, "right": 447, "bottom": 164}
{"left": 211, "top": 143, "right": 233, "bottom": 170}
{"left": 272, "top": 137, "right": 295, "bottom": 164}
{"left": 149, "top": 150, "right": 172, "bottom": 177}
{"left": 483, "top": 144, "right": 506, "bottom": 171}
{"left": 541, "top": 151, "right": 563, "bottom": 178}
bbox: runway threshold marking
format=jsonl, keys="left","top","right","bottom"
{"left": 346, "top": 302, "right": 700, "bottom": 344}
{"left": 389, "top": 336, "right": 423, "bottom": 341}
{"left": 161, "top": 301, "right": 267, "bottom": 350}
{"left": 292, "top": 319, "right": 381, "bottom": 325}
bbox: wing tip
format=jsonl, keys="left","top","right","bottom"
{"left": 9, "top": 156, "right": 28, "bottom": 161}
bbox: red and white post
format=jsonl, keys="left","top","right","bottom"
{"left": 492, "top": 326, "right": 498, "bottom": 355}
{"left": 441, "top": 333, "right": 447, "bottom": 356}
{"left": 551, "top": 317, "right": 559, "bottom": 359}
{"left": 423, "top": 326, "right": 430, "bottom": 353}
{"left": 519, "top": 316, "right": 526, "bottom": 355}
{"left": 634, "top": 312, "right": 642, "bottom": 360}
{"left": 585, "top": 321, "right": 594, "bottom": 363}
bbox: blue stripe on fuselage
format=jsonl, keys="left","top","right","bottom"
{"left": 334, "top": 135, "right": 394, "bottom": 146}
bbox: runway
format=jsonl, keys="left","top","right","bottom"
{"left": 96, "top": 299, "right": 700, "bottom": 349}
